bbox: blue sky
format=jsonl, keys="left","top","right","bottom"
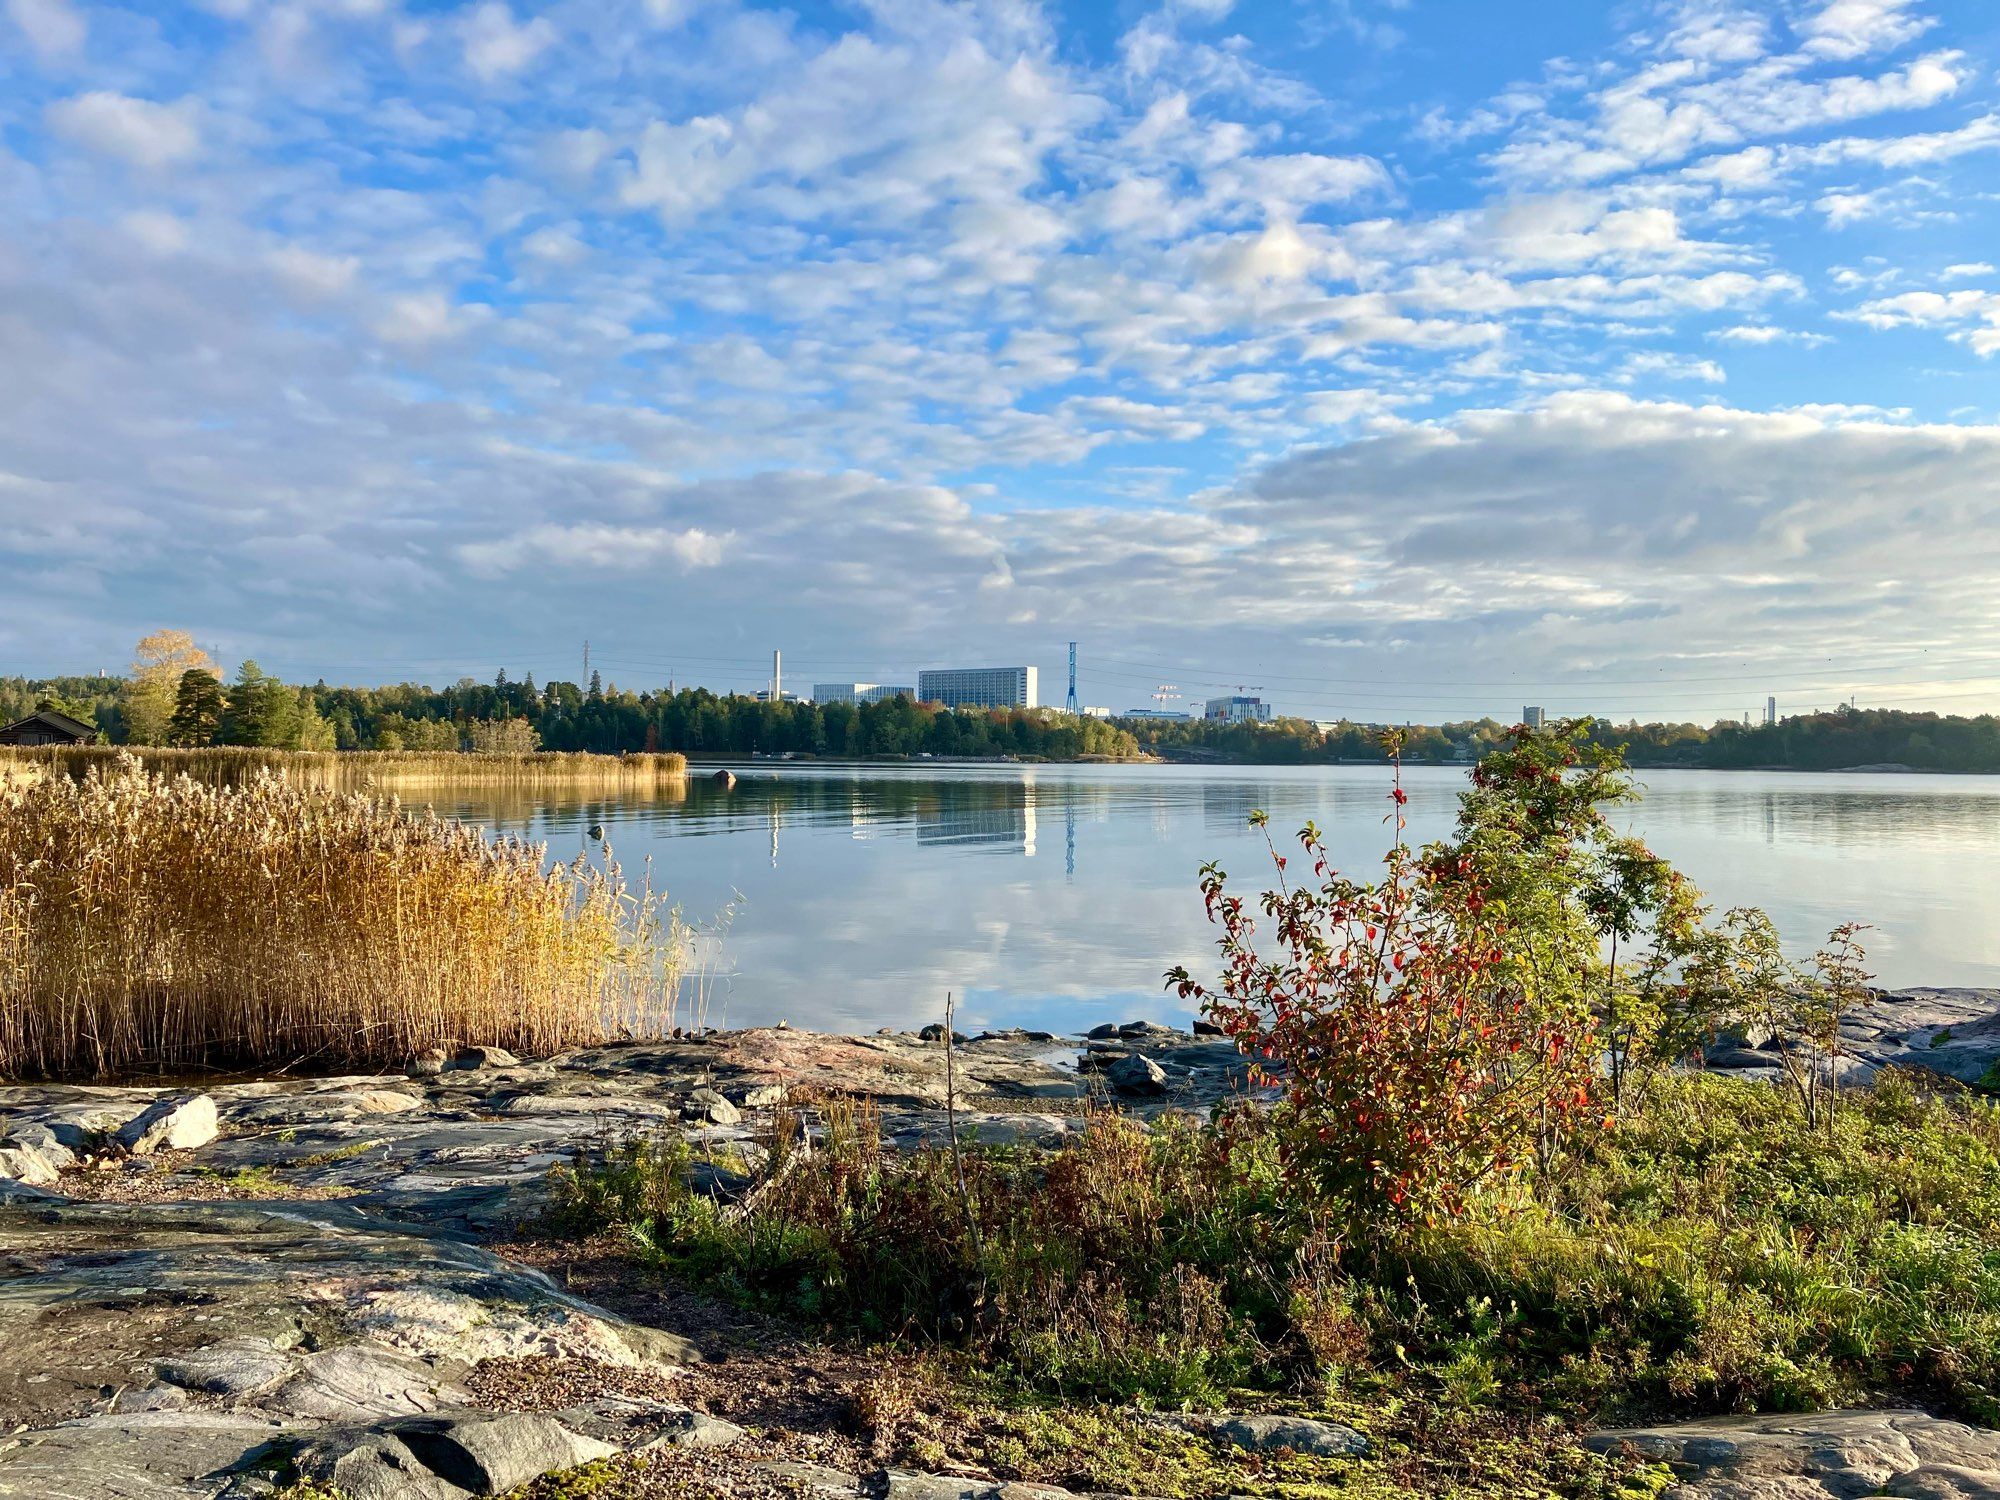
{"left": 5, "top": 0, "right": 2000, "bottom": 722}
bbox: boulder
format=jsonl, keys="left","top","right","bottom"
{"left": 917, "top": 1024, "right": 969, "bottom": 1045}
{"left": 407, "top": 1048, "right": 450, "bottom": 1079}
{"left": 1085, "top": 1023, "right": 1121, "bottom": 1040}
{"left": 632, "top": 1403, "right": 748, "bottom": 1450}
{"left": 291, "top": 1413, "right": 617, "bottom": 1500}
{"left": 0, "top": 1140, "right": 63, "bottom": 1187}
{"left": 116, "top": 1092, "right": 219, "bottom": 1155}
{"left": 291, "top": 1426, "right": 474, "bottom": 1500}
{"left": 1586, "top": 1408, "right": 2000, "bottom": 1499}
{"left": 1207, "top": 1413, "right": 1369, "bottom": 1458}
{"left": 1104, "top": 1053, "right": 1168, "bottom": 1096}
{"left": 2, "top": 1121, "right": 77, "bottom": 1170}
{"left": 397, "top": 1412, "right": 619, "bottom": 1495}
{"left": 685, "top": 1086, "right": 743, "bottom": 1126}
{"left": 348, "top": 1089, "right": 424, "bottom": 1114}
{"left": 448, "top": 1045, "right": 521, "bottom": 1071}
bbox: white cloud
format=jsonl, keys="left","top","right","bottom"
{"left": 1229, "top": 393, "right": 2000, "bottom": 664}
{"left": 1712, "top": 323, "right": 1829, "bottom": 345}
{"left": 1619, "top": 350, "right": 1726, "bottom": 383}
{"left": 1491, "top": 40, "right": 1970, "bottom": 185}
{"left": 518, "top": 224, "right": 587, "bottom": 266}
{"left": 6, "top": 0, "right": 84, "bottom": 60}
{"left": 46, "top": 92, "right": 200, "bottom": 168}
{"left": 461, "top": 522, "right": 727, "bottom": 576}
{"left": 372, "top": 290, "right": 465, "bottom": 346}
{"left": 1797, "top": 0, "right": 1933, "bottom": 61}
{"left": 270, "top": 244, "right": 360, "bottom": 299}
{"left": 1943, "top": 262, "right": 1996, "bottom": 279}
{"left": 459, "top": 2, "right": 556, "bottom": 82}
{"left": 1845, "top": 287, "right": 2000, "bottom": 354}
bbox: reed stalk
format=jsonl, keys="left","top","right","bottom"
{"left": 0, "top": 755, "right": 680, "bottom": 1078}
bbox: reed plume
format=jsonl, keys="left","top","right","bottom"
{"left": 0, "top": 756, "right": 679, "bottom": 1078}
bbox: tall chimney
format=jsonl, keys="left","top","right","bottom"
{"left": 773, "top": 649, "right": 782, "bottom": 701}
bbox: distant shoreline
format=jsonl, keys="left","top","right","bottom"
{"left": 681, "top": 751, "right": 2000, "bottom": 776}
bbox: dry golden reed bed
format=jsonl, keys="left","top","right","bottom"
{"left": 0, "top": 743, "right": 686, "bottom": 789}
{"left": 0, "top": 756, "right": 679, "bottom": 1078}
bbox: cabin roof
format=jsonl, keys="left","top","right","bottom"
{"left": 0, "top": 708, "right": 97, "bottom": 739}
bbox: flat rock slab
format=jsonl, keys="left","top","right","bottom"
{"left": 867, "top": 1474, "right": 1097, "bottom": 1500}
{"left": 0, "top": 1197, "right": 692, "bottom": 1429}
{"left": 2, "top": 1024, "right": 1265, "bottom": 1231}
{"left": 1588, "top": 1408, "right": 2000, "bottom": 1498}
{"left": 0, "top": 1410, "right": 291, "bottom": 1500}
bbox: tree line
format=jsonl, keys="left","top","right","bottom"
{"left": 3, "top": 632, "right": 1142, "bottom": 760}
{"left": 1117, "top": 706, "right": 2000, "bottom": 773}
{"left": 9, "top": 632, "right": 2000, "bottom": 771}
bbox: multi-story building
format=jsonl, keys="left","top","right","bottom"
{"left": 1204, "top": 695, "right": 1272, "bottom": 723}
{"left": 918, "top": 666, "right": 1038, "bottom": 710}
{"left": 1523, "top": 705, "right": 1545, "bottom": 729}
{"left": 1122, "top": 708, "right": 1191, "bottom": 720}
{"left": 812, "top": 683, "right": 915, "bottom": 706}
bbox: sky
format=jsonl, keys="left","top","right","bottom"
{"left": 5, "top": 0, "right": 2000, "bottom": 723}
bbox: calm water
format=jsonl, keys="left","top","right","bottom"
{"left": 436, "top": 764, "right": 2000, "bottom": 1035}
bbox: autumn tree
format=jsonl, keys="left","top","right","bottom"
{"left": 125, "top": 631, "right": 215, "bottom": 745}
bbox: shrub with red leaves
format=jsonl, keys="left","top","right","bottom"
{"left": 1168, "top": 745, "right": 1604, "bottom": 1233}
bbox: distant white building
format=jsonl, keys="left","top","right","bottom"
{"left": 1204, "top": 695, "right": 1272, "bottom": 723}
{"left": 1122, "top": 707, "right": 1192, "bottom": 720}
{"left": 1082, "top": 706, "right": 1113, "bottom": 719}
{"left": 812, "top": 682, "right": 914, "bottom": 706}
{"left": 918, "top": 666, "right": 1038, "bottom": 710}
{"left": 1523, "top": 705, "right": 1545, "bottom": 729}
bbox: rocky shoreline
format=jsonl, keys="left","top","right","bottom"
{"left": 2, "top": 991, "right": 1997, "bottom": 1500}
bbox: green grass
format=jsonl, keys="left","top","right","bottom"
{"left": 545, "top": 1073, "right": 2000, "bottom": 1427}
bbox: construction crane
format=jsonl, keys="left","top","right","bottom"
{"left": 1151, "top": 683, "right": 1180, "bottom": 707}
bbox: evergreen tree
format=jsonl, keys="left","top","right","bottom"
{"left": 167, "top": 668, "right": 226, "bottom": 746}
{"left": 219, "top": 661, "right": 301, "bottom": 748}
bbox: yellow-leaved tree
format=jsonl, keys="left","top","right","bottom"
{"left": 125, "top": 630, "right": 216, "bottom": 745}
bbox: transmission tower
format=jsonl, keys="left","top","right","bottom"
{"left": 1065, "top": 642, "right": 1078, "bottom": 714}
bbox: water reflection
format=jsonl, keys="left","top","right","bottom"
{"left": 435, "top": 764, "right": 2000, "bottom": 1033}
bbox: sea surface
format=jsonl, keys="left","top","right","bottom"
{"left": 434, "top": 763, "right": 2000, "bottom": 1035}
